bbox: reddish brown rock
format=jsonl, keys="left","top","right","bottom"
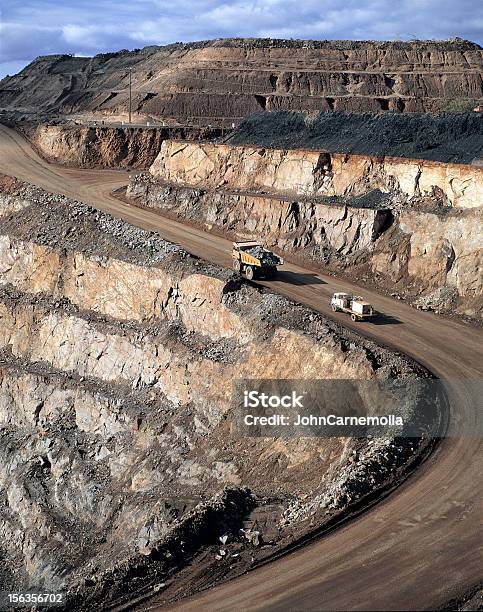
{"left": 1, "top": 39, "right": 481, "bottom": 123}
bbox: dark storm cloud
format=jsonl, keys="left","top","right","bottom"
{"left": 1, "top": 0, "right": 482, "bottom": 78}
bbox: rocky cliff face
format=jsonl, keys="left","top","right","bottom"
{"left": 1, "top": 39, "right": 481, "bottom": 123}
{"left": 0, "top": 176, "right": 430, "bottom": 606}
{"left": 18, "top": 123, "right": 221, "bottom": 169}
{"left": 132, "top": 140, "right": 482, "bottom": 319}
{"left": 151, "top": 140, "right": 483, "bottom": 208}
{"left": 128, "top": 177, "right": 390, "bottom": 256}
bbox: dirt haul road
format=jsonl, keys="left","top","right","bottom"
{"left": 0, "top": 123, "right": 482, "bottom": 611}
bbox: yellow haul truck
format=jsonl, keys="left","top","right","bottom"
{"left": 232, "top": 241, "right": 283, "bottom": 280}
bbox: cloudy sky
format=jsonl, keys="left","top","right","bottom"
{"left": 1, "top": 0, "right": 482, "bottom": 78}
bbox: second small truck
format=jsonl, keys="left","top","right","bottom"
{"left": 232, "top": 241, "right": 283, "bottom": 279}
{"left": 331, "top": 292, "right": 375, "bottom": 322}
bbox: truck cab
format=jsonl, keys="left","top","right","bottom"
{"left": 331, "top": 293, "right": 352, "bottom": 310}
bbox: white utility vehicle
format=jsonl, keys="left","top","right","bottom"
{"left": 331, "top": 292, "right": 374, "bottom": 322}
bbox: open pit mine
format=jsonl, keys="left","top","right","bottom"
{"left": 0, "top": 36, "right": 482, "bottom": 612}
{"left": 1, "top": 38, "right": 482, "bottom": 124}
{"left": 0, "top": 175, "right": 435, "bottom": 607}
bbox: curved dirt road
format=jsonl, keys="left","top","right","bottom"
{"left": 0, "top": 124, "right": 482, "bottom": 610}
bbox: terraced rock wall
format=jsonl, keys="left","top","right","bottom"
{"left": 135, "top": 141, "right": 482, "bottom": 319}
{"left": 1, "top": 39, "right": 481, "bottom": 122}
{"left": 0, "top": 176, "right": 429, "bottom": 605}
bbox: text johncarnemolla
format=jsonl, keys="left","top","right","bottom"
{"left": 242, "top": 390, "right": 404, "bottom": 427}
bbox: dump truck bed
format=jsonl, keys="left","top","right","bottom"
{"left": 232, "top": 241, "right": 283, "bottom": 279}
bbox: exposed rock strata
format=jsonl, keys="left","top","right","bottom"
{"left": 18, "top": 123, "right": 222, "bottom": 170}
{"left": 132, "top": 141, "right": 482, "bottom": 319}
{"left": 0, "top": 176, "right": 432, "bottom": 604}
{"left": 151, "top": 140, "right": 483, "bottom": 208}
{"left": 128, "top": 178, "right": 390, "bottom": 255}
{"left": 1, "top": 39, "right": 481, "bottom": 122}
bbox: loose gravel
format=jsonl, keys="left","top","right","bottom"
{"left": 227, "top": 110, "right": 483, "bottom": 164}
